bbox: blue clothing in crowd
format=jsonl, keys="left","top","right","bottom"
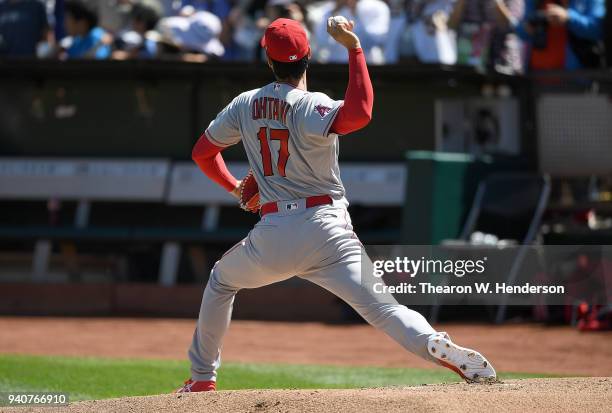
{"left": 54, "top": 0, "right": 65, "bottom": 42}
{"left": 177, "top": 0, "right": 231, "bottom": 19}
{"left": 66, "top": 26, "right": 111, "bottom": 59}
{"left": 518, "top": 0, "right": 605, "bottom": 69}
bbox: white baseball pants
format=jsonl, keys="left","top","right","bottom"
{"left": 188, "top": 199, "right": 439, "bottom": 381}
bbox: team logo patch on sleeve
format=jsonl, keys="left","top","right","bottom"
{"left": 315, "top": 105, "right": 332, "bottom": 117}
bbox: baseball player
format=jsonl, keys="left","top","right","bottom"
{"left": 177, "top": 17, "right": 496, "bottom": 393}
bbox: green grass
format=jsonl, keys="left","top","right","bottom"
{"left": 0, "top": 354, "right": 553, "bottom": 401}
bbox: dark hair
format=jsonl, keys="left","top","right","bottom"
{"left": 65, "top": 0, "right": 99, "bottom": 30}
{"left": 270, "top": 56, "right": 309, "bottom": 81}
{"left": 131, "top": 3, "right": 161, "bottom": 32}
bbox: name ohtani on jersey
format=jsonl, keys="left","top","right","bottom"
{"left": 252, "top": 97, "right": 291, "bottom": 125}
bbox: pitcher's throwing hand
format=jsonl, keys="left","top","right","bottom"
{"left": 327, "top": 16, "right": 361, "bottom": 50}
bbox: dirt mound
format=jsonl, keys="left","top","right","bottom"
{"left": 12, "top": 378, "right": 611, "bottom": 413}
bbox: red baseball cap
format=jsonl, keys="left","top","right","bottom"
{"left": 261, "top": 18, "right": 310, "bottom": 63}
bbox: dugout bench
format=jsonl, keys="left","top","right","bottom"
{"left": 0, "top": 158, "right": 406, "bottom": 285}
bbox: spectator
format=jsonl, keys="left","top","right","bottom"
{"left": 157, "top": 10, "right": 225, "bottom": 61}
{"left": 252, "top": 0, "right": 309, "bottom": 60}
{"left": 0, "top": 0, "right": 50, "bottom": 57}
{"left": 449, "top": 0, "right": 525, "bottom": 74}
{"left": 225, "top": 0, "right": 269, "bottom": 61}
{"left": 264, "top": 0, "right": 308, "bottom": 29}
{"left": 383, "top": 0, "right": 409, "bottom": 63}
{"left": 98, "top": 0, "right": 132, "bottom": 34}
{"left": 406, "top": 0, "right": 458, "bottom": 64}
{"left": 113, "top": 0, "right": 163, "bottom": 59}
{"left": 222, "top": 0, "right": 307, "bottom": 61}
{"left": 176, "top": 0, "right": 232, "bottom": 20}
{"left": 314, "top": 0, "right": 391, "bottom": 64}
{"left": 54, "top": 0, "right": 66, "bottom": 41}
{"left": 61, "top": 0, "right": 111, "bottom": 59}
{"left": 517, "top": 0, "right": 605, "bottom": 70}
{"left": 223, "top": 0, "right": 307, "bottom": 62}
{"left": 175, "top": 4, "right": 236, "bottom": 60}
{"left": 131, "top": 0, "right": 163, "bottom": 34}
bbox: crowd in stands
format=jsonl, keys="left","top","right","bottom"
{"left": 0, "top": 0, "right": 606, "bottom": 71}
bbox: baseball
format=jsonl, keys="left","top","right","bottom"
{"left": 329, "top": 15, "right": 349, "bottom": 27}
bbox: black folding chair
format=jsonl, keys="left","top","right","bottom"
{"left": 432, "top": 173, "right": 551, "bottom": 323}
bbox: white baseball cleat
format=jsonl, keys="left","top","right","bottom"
{"left": 427, "top": 332, "right": 497, "bottom": 384}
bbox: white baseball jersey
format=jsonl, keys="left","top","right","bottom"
{"left": 205, "top": 82, "right": 344, "bottom": 204}
{"left": 188, "top": 81, "right": 440, "bottom": 384}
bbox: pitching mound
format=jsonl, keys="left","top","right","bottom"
{"left": 16, "top": 378, "right": 612, "bottom": 413}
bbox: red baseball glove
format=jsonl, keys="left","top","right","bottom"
{"left": 238, "top": 170, "right": 261, "bottom": 213}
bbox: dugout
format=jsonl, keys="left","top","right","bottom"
{"left": 2, "top": 60, "right": 611, "bottom": 321}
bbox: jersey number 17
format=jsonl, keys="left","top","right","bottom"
{"left": 258, "top": 127, "right": 290, "bottom": 177}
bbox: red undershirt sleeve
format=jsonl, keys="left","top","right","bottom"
{"left": 330, "top": 47, "right": 374, "bottom": 135}
{"left": 191, "top": 131, "right": 238, "bottom": 192}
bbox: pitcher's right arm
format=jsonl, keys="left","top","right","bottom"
{"left": 327, "top": 19, "right": 374, "bottom": 136}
